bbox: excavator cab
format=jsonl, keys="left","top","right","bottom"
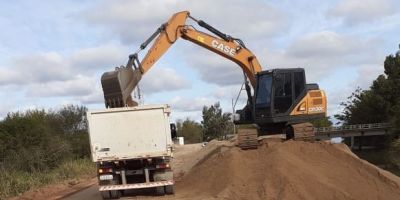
{"left": 236, "top": 68, "right": 325, "bottom": 131}
{"left": 254, "top": 68, "right": 307, "bottom": 122}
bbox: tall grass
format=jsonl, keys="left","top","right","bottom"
{"left": 0, "top": 158, "right": 95, "bottom": 200}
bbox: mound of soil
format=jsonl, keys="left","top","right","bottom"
{"left": 175, "top": 139, "right": 400, "bottom": 200}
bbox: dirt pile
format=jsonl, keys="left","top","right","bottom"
{"left": 175, "top": 139, "right": 400, "bottom": 200}
{"left": 173, "top": 141, "right": 231, "bottom": 181}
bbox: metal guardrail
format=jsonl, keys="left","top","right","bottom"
{"left": 314, "top": 123, "right": 392, "bottom": 134}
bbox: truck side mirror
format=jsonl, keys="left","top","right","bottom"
{"left": 170, "top": 123, "right": 177, "bottom": 139}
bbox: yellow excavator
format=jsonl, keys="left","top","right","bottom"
{"left": 100, "top": 11, "right": 327, "bottom": 149}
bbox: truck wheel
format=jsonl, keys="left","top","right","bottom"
{"left": 155, "top": 186, "right": 165, "bottom": 195}
{"left": 165, "top": 185, "right": 174, "bottom": 194}
{"left": 109, "top": 190, "right": 121, "bottom": 199}
{"left": 101, "top": 190, "right": 121, "bottom": 199}
{"left": 101, "top": 191, "right": 111, "bottom": 199}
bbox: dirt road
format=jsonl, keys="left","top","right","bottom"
{"left": 62, "top": 142, "right": 224, "bottom": 200}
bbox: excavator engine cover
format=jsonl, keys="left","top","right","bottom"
{"left": 101, "top": 66, "right": 142, "bottom": 108}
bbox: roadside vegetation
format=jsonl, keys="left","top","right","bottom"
{"left": 176, "top": 102, "right": 234, "bottom": 144}
{"left": 0, "top": 105, "right": 95, "bottom": 199}
{"left": 335, "top": 46, "right": 400, "bottom": 174}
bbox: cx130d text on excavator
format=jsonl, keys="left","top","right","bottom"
{"left": 100, "top": 11, "right": 327, "bottom": 149}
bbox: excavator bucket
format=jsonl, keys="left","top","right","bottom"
{"left": 101, "top": 66, "right": 142, "bottom": 108}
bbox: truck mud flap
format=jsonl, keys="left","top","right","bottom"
{"left": 99, "top": 180, "right": 174, "bottom": 191}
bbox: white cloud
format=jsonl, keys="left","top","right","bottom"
{"left": 183, "top": 50, "right": 245, "bottom": 86}
{"left": 0, "top": 102, "right": 14, "bottom": 118}
{"left": 0, "top": 44, "right": 190, "bottom": 102}
{"left": 0, "top": 46, "right": 123, "bottom": 106}
{"left": 170, "top": 110, "right": 203, "bottom": 122}
{"left": 70, "top": 44, "right": 128, "bottom": 72}
{"left": 82, "top": 0, "right": 286, "bottom": 44}
{"left": 0, "top": 44, "right": 127, "bottom": 86}
{"left": 288, "top": 31, "right": 361, "bottom": 58}
{"left": 354, "top": 63, "right": 385, "bottom": 89}
{"left": 213, "top": 84, "right": 243, "bottom": 99}
{"left": 169, "top": 96, "right": 213, "bottom": 112}
{"left": 328, "top": 0, "right": 396, "bottom": 25}
{"left": 76, "top": 87, "right": 104, "bottom": 105}
{"left": 141, "top": 67, "right": 190, "bottom": 94}
{"left": 79, "top": 0, "right": 288, "bottom": 88}
{"left": 26, "top": 75, "right": 94, "bottom": 97}
{"left": 0, "top": 52, "right": 71, "bottom": 85}
{"left": 264, "top": 31, "right": 381, "bottom": 82}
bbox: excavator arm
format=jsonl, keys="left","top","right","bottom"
{"left": 101, "top": 11, "right": 262, "bottom": 108}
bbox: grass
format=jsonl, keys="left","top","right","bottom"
{"left": 0, "top": 158, "right": 95, "bottom": 200}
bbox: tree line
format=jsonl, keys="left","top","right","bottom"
{"left": 335, "top": 45, "right": 400, "bottom": 171}
{"left": 176, "top": 102, "right": 234, "bottom": 144}
{"left": 0, "top": 105, "right": 90, "bottom": 173}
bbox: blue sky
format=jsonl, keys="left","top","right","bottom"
{"left": 0, "top": 0, "right": 399, "bottom": 122}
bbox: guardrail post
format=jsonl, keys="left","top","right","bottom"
{"left": 350, "top": 136, "right": 354, "bottom": 149}
{"left": 144, "top": 168, "right": 150, "bottom": 183}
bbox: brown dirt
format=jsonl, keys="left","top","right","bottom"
{"left": 172, "top": 141, "right": 232, "bottom": 181}
{"left": 15, "top": 139, "right": 400, "bottom": 200}
{"left": 174, "top": 139, "right": 400, "bottom": 200}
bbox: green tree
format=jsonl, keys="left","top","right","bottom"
{"left": 56, "top": 105, "right": 90, "bottom": 158}
{"left": 335, "top": 45, "right": 400, "bottom": 172}
{"left": 312, "top": 116, "right": 333, "bottom": 128}
{"left": 0, "top": 105, "right": 91, "bottom": 172}
{"left": 176, "top": 118, "right": 203, "bottom": 144}
{"left": 201, "top": 102, "right": 233, "bottom": 141}
{"left": 335, "top": 45, "right": 400, "bottom": 127}
{"left": 334, "top": 88, "right": 389, "bottom": 124}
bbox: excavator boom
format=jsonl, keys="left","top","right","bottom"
{"left": 101, "top": 11, "right": 262, "bottom": 108}
{"left": 100, "top": 11, "right": 327, "bottom": 149}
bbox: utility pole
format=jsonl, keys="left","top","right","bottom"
{"left": 232, "top": 98, "right": 236, "bottom": 135}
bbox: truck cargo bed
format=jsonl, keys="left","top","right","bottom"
{"left": 87, "top": 105, "right": 173, "bottom": 162}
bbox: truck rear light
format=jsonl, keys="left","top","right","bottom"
{"left": 99, "top": 168, "right": 113, "bottom": 174}
{"left": 156, "top": 163, "right": 170, "bottom": 169}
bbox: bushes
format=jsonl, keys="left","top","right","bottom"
{"left": 389, "top": 138, "right": 400, "bottom": 171}
{"left": 0, "top": 105, "right": 92, "bottom": 199}
{"left": 0, "top": 159, "right": 95, "bottom": 199}
{"left": 176, "top": 119, "right": 203, "bottom": 144}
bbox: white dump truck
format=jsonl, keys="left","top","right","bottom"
{"left": 87, "top": 104, "right": 174, "bottom": 199}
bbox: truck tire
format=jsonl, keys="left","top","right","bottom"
{"left": 155, "top": 186, "right": 165, "bottom": 195}
{"left": 101, "top": 191, "right": 111, "bottom": 199}
{"left": 101, "top": 190, "right": 121, "bottom": 199}
{"left": 165, "top": 185, "right": 174, "bottom": 194}
{"left": 109, "top": 190, "right": 121, "bottom": 199}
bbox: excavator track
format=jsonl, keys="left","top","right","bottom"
{"left": 237, "top": 128, "right": 259, "bottom": 149}
{"left": 289, "top": 122, "right": 315, "bottom": 141}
